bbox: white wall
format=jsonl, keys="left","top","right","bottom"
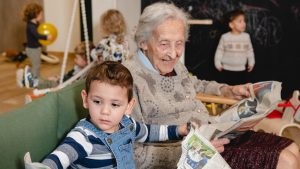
{"left": 43, "top": 0, "right": 81, "bottom": 52}
{"left": 116, "top": 0, "right": 140, "bottom": 54}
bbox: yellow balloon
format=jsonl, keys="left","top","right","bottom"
{"left": 38, "top": 23, "right": 57, "bottom": 46}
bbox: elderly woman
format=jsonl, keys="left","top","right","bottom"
{"left": 123, "top": 2, "right": 299, "bottom": 169}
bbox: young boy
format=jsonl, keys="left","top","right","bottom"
{"left": 37, "top": 61, "right": 190, "bottom": 169}
{"left": 21, "top": 2, "right": 52, "bottom": 86}
{"left": 214, "top": 9, "right": 255, "bottom": 85}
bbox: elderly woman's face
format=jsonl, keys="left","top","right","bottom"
{"left": 141, "top": 19, "right": 185, "bottom": 75}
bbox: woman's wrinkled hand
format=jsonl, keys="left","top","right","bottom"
{"left": 210, "top": 138, "right": 230, "bottom": 153}
{"left": 221, "top": 84, "right": 251, "bottom": 100}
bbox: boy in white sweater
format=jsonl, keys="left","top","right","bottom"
{"left": 214, "top": 9, "right": 255, "bottom": 85}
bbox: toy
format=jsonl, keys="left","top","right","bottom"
{"left": 38, "top": 23, "right": 57, "bottom": 46}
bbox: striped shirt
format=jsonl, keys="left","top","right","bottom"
{"left": 42, "top": 117, "right": 181, "bottom": 169}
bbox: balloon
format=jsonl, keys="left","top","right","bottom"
{"left": 38, "top": 23, "right": 57, "bottom": 46}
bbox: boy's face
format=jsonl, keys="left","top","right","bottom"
{"left": 81, "top": 81, "right": 135, "bottom": 133}
{"left": 229, "top": 15, "right": 246, "bottom": 33}
{"left": 74, "top": 54, "right": 88, "bottom": 68}
{"left": 36, "top": 11, "right": 43, "bottom": 22}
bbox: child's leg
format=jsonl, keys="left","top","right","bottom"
{"left": 25, "top": 47, "right": 41, "bottom": 79}
{"left": 36, "top": 79, "right": 59, "bottom": 89}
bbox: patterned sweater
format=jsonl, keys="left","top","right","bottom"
{"left": 91, "top": 34, "right": 130, "bottom": 62}
{"left": 42, "top": 117, "right": 181, "bottom": 169}
{"left": 123, "top": 52, "right": 225, "bottom": 168}
{"left": 214, "top": 32, "right": 255, "bottom": 71}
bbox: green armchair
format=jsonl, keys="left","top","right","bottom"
{"left": 0, "top": 80, "right": 87, "bottom": 169}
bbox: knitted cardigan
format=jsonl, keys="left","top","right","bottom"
{"left": 123, "top": 54, "right": 224, "bottom": 168}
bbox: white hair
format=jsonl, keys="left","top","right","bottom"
{"left": 135, "top": 2, "right": 190, "bottom": 48}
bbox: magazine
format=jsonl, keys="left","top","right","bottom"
{"left": 200, "top": 81, "right": 282, "bottom": 140}
{"left": 177, "top": 127, "right": 231, "bottom": 169}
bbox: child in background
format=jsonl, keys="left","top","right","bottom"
{"left": 214, "top": 9, "right": 255, "bottom": 85}
{"left": 91, "top": 9, "right": 130, "bottom": 63}
{"left": 17, "top": 41, "right": 95, "bottom": 89}
{"left": 28, "top": 61, "right": 189, "bottom": 169}
{"left": 21, "top": 2, "right": 52, "bottom": 86}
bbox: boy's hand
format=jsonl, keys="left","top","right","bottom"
{"left": 247, "top": 65, "right": 254, "bottom": 72}
{"left": 47, "top": 34, "right": 53, "bottom": 40}
{"left": 178, "top": 123, "right": 190, "bottom": 136}
{"left": 217, "top": 66, "right": 223, "bottom": 72}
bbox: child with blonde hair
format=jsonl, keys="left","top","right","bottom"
{"left": 91, "top": 9, "right": 130, "bottom": 62}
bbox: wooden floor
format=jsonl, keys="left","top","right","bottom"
{"left": 0, "top": 52, "right": 74, "bottom": 115}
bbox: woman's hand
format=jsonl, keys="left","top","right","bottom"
{"left": 220, "top": 84, "right": 251, "bottom": 100}
{"left": 235, "top": 119, "right": 262, "bottom": 131}
{"left": 210, "top": 138, "right": 230, "bottom": 153}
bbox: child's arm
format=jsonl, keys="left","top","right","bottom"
{"left": 41, "top": 130, "right": 91, "bottom": 169}
{"left": 28, "top": 23, "right": 47, "bottom": 40}
{"left": 214, "top": 36, "right": 225, "bottom": 71}
{"left": 133, "top": 118, "right": 189, "bottom": 143}
{"left": 246, "top": 34, "right": 255, "bottom": 72}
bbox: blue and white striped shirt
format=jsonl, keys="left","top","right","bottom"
{"left": 42, "top": 117, "right": 181, "bottom": 169}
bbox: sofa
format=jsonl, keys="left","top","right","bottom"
{"left": 0, "top": 80, "right": 88, "bottom": 169}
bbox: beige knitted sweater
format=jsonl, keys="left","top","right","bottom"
{"left": 214, "top": 32, "right": 255, "bottom": 71}
{"left": 123, "top": 54, "right": 224, "bottom": 168}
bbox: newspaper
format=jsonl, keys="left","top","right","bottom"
{"left": 177, "top": 127, "right": 231, "bottom": 169}
{"left": 24, "top": 152, "right": 50, "bottom": 169}
{"left": 202, "top": 81, "right": 282, "bottom": 140}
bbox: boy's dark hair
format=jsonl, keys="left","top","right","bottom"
{"left": 74, "top": 41, "right": 95, "bottom": 61}
{"left": 227, "top": 9, "right": 245, "bottom": 23}
{"left": 22, "top": 2, "right": 43, "bottom": 22}
{"left": 85, "top": 61, "right": 133, "bottom": 101}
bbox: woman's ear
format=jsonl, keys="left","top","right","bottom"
{"left": 229, "top": 22, "right": 233, "bottom": 29}
{"left": 81, "top": 90, "right": 88, "bottom": 109}
{"left": 125, "top": 98, "right": 136, "bottom": 116}
{"left": 140, "top": 41, "right": 148, "bottom": 51}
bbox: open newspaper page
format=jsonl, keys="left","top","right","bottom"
{"left": 199, "top": 81, "right": 282, "bottom": 140}
{"left": 177, "top": 127, "right": 231, "bottom": 169}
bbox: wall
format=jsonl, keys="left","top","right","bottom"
{"left": 43, "top": 0, "right": 81, "bottom": 52}
{"left": 0, "top": 0, "right": 43, "bottom": 52}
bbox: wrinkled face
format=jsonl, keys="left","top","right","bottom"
{"left": 81, "top": 81, "right": 135, "bottom": 133}
{"left": 229, "top": 15, "right": 246, "bottom": 33}
{"left": 74, "top": 54, "right": 88, "bottom": 68}
{"left": 141, "top": 19, "right": 185, "bottom": 75}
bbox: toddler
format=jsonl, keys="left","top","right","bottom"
{"left": 91, "top": 9, "right": 130, "bottom": 63}
{"left": 214, "top": 9, "right": 255, "bottom": 85}
{"left": 22, "top": 2, "right": 52, "bottom": 85}
{"left": 28, "top": 61, "right": 190, "bottom": 169}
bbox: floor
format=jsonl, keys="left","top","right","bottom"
{"left": 0, "top": 52, "right": 74, "bottom": 115}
